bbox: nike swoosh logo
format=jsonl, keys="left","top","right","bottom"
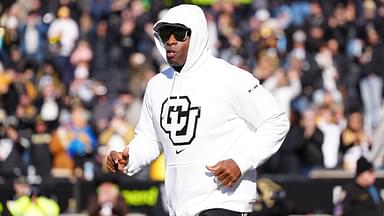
{"left": 176, "top": 149, "right": 186, "bottom": 154}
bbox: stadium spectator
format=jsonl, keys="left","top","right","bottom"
{"left": 29, "top": 116, "right": 52, "bottom": 179}
{"left": 98, "top": 108, "right": 134, "bottom": 173}
{"left": 317, "top": 104, "right": 343, "bottom": 169}
{"left": 6, "top": 176, "right": 60, "bottom": 216}
{"left": 0, "top": 109, "right": 28, "bottom": 178}
{"left": 341, "top": 156, "right": 384, "bottom": 216}
{"left": 34, "top": 72, "right": 64, "bottom": 131}
{"left": 340, "top": 111, "right": 371, "bottom": 172}
{"left": 299, "top": 108, "right": 324, "bottom": 173}
{"left": 87, "top": 181, "right": 128, "bottom": 216}
{"left": 47, "top": 6, "right": 79, "bottom": 86}
{"left": 19, "top": 11, "right": 47, "bottom": 65}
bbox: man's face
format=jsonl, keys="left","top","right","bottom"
{"left": 157, "top": 26, "right": 190, "bottom": 67}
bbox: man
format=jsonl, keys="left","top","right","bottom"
{"left": 87, "top": 181, "right": 128, "bottom": 216}
{"left": 106, "top": 4, "right": 289, "bottom": 216}
{"left": 341, "top": 156, "right": 384, "bottom": 216}
{"left": 6, "top": 176, "right": 60, "bottom": 216}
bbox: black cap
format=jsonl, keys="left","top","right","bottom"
{"left": 14, "top": 176, "right": 28, "bottom": 184}
{"left": 356, "top": 156, "right": 373, "bottom": 177}
{"left": 154, "top": 22, "right": 190, "bottom": 32}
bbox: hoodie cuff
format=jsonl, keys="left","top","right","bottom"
{"left": 123, "top": 147, "right": 141, "bottom": 176}
{"left": 124, "top": 161, "right": 141, "bottom": 176}
{"left": 231, "top": 153, "right": 254, "bottom": 175}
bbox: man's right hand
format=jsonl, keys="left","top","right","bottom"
{"left": 106, "top": 148, "right": 129, "bottom": 173}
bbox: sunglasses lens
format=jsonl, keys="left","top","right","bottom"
{"left": 173, "top": 30, "right": 187, "bottom": 41}
{"left": 158, "top": 27, "right": 189, "bottom": 42}
{"left": 159, "top": 29, "right": 171, "bottom": 42}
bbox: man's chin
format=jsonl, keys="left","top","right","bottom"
{"left": 168, "top": 61, "right": 181, "bottom": 68}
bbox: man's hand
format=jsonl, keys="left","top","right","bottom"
{"left": 106, "top": 148, "right": 129, "bottom": 173}
{"left": 206, "top": 159, "right": 241, "bottom": 187}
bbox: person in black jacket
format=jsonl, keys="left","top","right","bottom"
{"left": 341, "top": 156, "right": 384, "bottom": 216}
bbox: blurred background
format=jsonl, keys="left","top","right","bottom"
{"left": 1, "top": 0, "right": 384, "bottom": 215}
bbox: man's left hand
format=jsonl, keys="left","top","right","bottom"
{"left": 206, "top": 159, "right": 241, "bottom": 187}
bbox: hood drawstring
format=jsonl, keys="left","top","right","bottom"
{"left": 176, "top": 71, "right": 184, "bottom": 99}
{"left": 162, "top": 70, "right": 178, "bottom": 120}
{"left": 162, "top": 69, "right": 185, "bottom": 121}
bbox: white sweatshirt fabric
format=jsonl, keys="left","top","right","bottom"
{"left": 124, "top": 4, "right": 289, "bottom": 216}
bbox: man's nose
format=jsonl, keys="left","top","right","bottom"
{"left": 166, "top": 34, "right": 177, "bottom": 45}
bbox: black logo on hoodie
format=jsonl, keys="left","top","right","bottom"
{"left": 160, "top": 96, "right": 201, "bottom": 145}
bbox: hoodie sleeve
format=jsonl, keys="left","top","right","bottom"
{"left": 230, "top": 71, "right": 290, "bottom": 175}
{"left": 124, "top": 81, "right": 162, "bottom": 176}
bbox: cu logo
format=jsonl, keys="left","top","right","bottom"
{"left": 160, "top": 96, "right": 201, "bottom": 145}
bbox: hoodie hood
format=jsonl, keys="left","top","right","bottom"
{"left": 154, "top": 4, "right": 209, "bottom": 73}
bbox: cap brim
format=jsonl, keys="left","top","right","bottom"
{"left": 154, "top": 22, "right": 190, "bottom": 32}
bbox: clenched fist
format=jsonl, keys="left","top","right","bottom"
{"left": 106, "top": 148, "right": 129, "bottom": 173}
{"left": 206, "top": 159, "right": 241, "bottom": 187}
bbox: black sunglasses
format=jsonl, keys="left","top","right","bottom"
{"left": 156, "top": 27, "right": 191, "bottom": 43}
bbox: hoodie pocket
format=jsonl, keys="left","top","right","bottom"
{"left": 165, "top": 162, "right": 218, "bottom": 212}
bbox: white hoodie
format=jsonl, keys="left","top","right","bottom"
{"left": 124, "top": 4, "right": 289, "bottom": 216}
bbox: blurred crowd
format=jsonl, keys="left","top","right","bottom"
{"left": 1, "top": 0, "right": 384, "bottom": 197}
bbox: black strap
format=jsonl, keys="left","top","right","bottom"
{"left": 198, "top": 208, "right": 249, "bottom": 216}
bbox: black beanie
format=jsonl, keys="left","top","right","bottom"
{"left": 356, "top": 156, "right": 373, "bottom": 177}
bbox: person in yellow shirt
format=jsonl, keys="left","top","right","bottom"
{"left": 6, "top": 177, "right": 60, "bottom": 216}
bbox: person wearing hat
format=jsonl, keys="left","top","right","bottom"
{"left": 6, "top": 176, "right": 60, "bottom": 216}
{"left": 106, "top": 4, "right": 289, "bottom": 216}
{"left": 341, "top": 156, "right": 384, "bottom": 216}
